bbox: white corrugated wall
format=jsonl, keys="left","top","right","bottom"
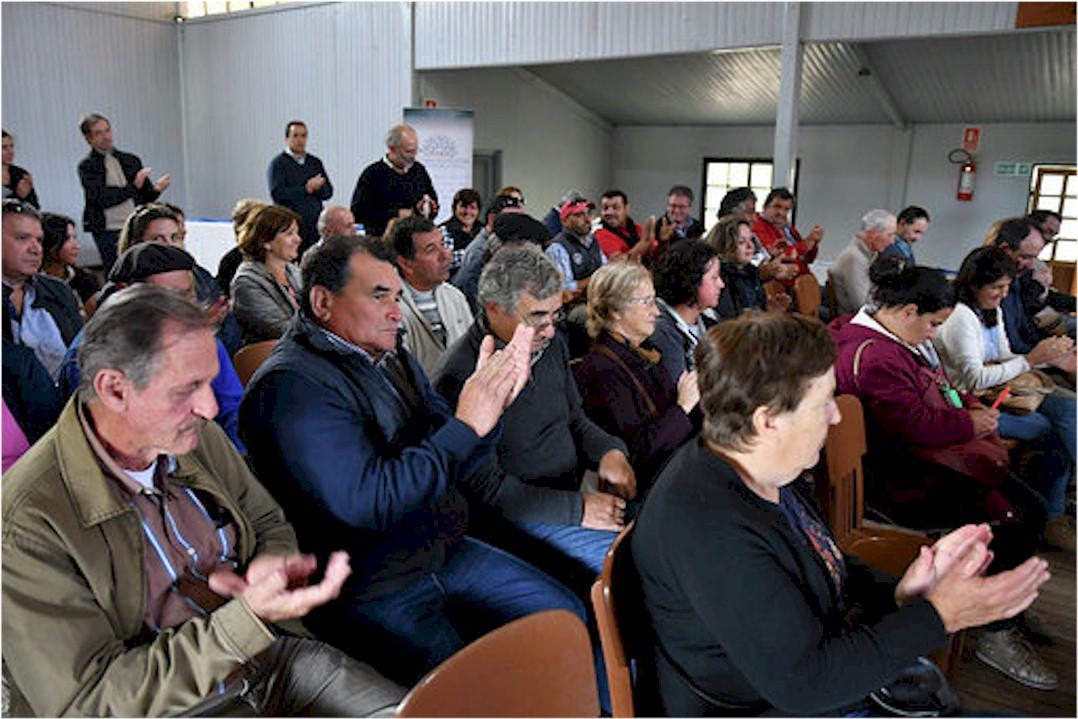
{"left": 1, "top": 2, "right": 184, "bottom": 264}
{"left": 179, "top": 1, "right": 412, "bottom": 218}
{"left": 415, "top": 1, "right": 1019, "bottom": 70}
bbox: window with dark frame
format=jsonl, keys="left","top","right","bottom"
{"left": 700, "top": 158, "right": 798, "bottom": 232}
{"left": 1029, "top": 164, "right": 1077, "bottom": 264}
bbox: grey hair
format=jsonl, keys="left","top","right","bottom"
{"left": 860, "top": 209, "right": 895, "bottom": 236}
{"left": 77, "top": 285, "right": 213, "bottom": 403}
{"left": 478, "top": 244, "right": 563, "bottom": 312}
{"left": 317, "top": 205, "right": 351, "bottom": 235}
{"left": 385, "top": 124, "right": 415, "bottom": 148}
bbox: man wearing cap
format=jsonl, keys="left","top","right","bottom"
{"left": 545, "top": 197, "right": 607, "bottom": 303}
{"left": 2, "top": 283, "right": 404, "bottom": 717}
{"left": 543, "top": 189, "right": 583, "bottom": 239}
{"left": 350, "top": 124, "right": 438, "bottom": 238}
{"left": 56, "top": 243, "right": 247, "bottom": 453}
{"left": 269, "top": 120, "right": 335, "bottom": 256}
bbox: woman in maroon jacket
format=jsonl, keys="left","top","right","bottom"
{"left": 830, "top": 256, "right": 1054, "bottom": 691}
{"left": 575, "top": 261, "right": 701, "bottom": 495}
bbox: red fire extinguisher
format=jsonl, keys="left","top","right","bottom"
{"left": 949, "top": 149, "right": 976, "bottom": 202}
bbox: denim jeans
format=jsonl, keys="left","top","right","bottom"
{"left": 308, "top": 536, "right": 585, "bottom": 688}
{"left": 998, "top": 393, "right": 1076, "bottom": 518}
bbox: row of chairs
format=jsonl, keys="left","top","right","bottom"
{"left": 393, "top": 395, "right": 964, "bottom": 717}
{"left": 763, "top": 273, "right": 822, "bottom": 317}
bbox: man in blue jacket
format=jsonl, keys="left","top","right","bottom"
{"left": 239, "top": 235, "right": 584, "bottom": 686}
{"left": 268, "top": 120, "right": 334, "bottom": 256}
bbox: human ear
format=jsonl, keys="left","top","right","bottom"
{"left": 92, "top": 369, "right": 130, "bottom": 412}
{"left": 308, "top": 286, "right": 334, "bottom": 323}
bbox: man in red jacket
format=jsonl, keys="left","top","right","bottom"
{"left": 752, "top": 187, "right": 823, "bottom": 290}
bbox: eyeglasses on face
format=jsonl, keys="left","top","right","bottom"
{"left": 519, "top": 308, "right": 565, "bottom": 329}
{"left": 625, "top": 295, "right": 657, "bottom": 308}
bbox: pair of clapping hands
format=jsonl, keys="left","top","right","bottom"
{"left": 895, "top": 523, "right": 1050, "bottom": 634}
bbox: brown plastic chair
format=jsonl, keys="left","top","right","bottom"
{"left": 396, "top": 609, "right": 600, "bottom": 718}
{"left": 762, "top": 280, "right": 785, "bottom": 302}
{"left": 232, "top": 339, "right": 277, "bottom": 388}
{"left": 793, "top": 274, "right": 821, "bottom": 317}
{"left": 823, "top": 394, "right": 964, "bottom": 676}
{"left": 590, "top": 522, "right": 643, "bottom": 718}
{"left": 824, "top": 272, "right": 840, "bottom": 318}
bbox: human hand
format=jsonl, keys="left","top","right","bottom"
{"left": 767, "top": 291, "right": 792, "bottom": 313}
{"left": 153, "top": 174, "right": 171, "bottom": 193}
{"left": 1032, "top": 264, "right": 1053, "bottom": 289}
{"left": 642, "top": 215, "right": 656, "bottom": 244}
{"left": 205, "top": 295, "right": 231, "bottom": 326}
{"left": 15, "top": 172, "right": 32, "bottom": 199}
{"left": 305, "top": 174, "right": 326, "bottom": 193}
{"left": 676, "top": 370, "right": 700, "bottom": 413}
{"left": 210, "top": 551, "right": 351, "bottom": 623}
{"left": 134, "top": 167, "right": 152, "bottom": 189}
{"left": 968, "top": 405, "right": 999, "bottom": 437}
{"left": 598, "top": 449, "right": 637, "bottom": 500}
{"left": 806, "top": 225, "right": 824, "bottom": 246}
{"left": 581, "top": 491, "right": 627, "bottom": 531}
{"left": 1027, "top": 336, "right": 1072, "bottom": 366}
{"left": 927, "top": 545, "right": 1049, "bottom": 634}
{"left": 455, "top": 326, "right": 533, "bottom": 436}
{"left": 895, "top": 524, "right": 993, "bottom": 604}
{"left": 396, "top": 208, "right": 414, "bottom": 219}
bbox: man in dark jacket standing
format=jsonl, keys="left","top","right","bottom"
{"left": 350, "top": 124, "right": 437, "bottom": 238}
{"left": 240, "top": 235, "right": 583, "bottom": 687}
{"left": 268, "top": 120, "right": 334, "bottom": 256}
{"left": 77, "top": 113, "right": 169, "bottom": 274}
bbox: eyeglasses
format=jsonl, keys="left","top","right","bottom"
{"left": 626, "top": 295, "right": 657, "bottom": 308}
{"left": 519, "top": 308, "right": 565, "bottom": 330}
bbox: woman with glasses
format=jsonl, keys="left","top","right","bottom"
{"left": 575, "top": 261, "right": 701, "bottom": 494}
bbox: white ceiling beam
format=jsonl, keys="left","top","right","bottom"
{"left": 773, "top": 1, "right": 804, "bottom": 190}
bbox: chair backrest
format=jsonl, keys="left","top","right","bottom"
{"left": 762, "top": 280, "right": 785, "bottom": 301}
{"left": 232, "top": 339, "right": 277, "bottom": 388}
{"left": 824, "top": 394, "right": 868, "bottom": 547}
{"left": 591, "top": 522, "right": 644, "bottom": 718}
{"left": 824, "top": 272, "right": 840, "bottom": 318}
{"left": 793, "top": 274, "right": 821, "bottom": 317}
{"left": 396, "top": 609, "right": 600, "bottom": 718}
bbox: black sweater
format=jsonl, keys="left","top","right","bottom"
{"left": 632, "top": 439, "right": 947, "bottom": 716}
{"left": 350, "top": 158, "right": 436, "bottom": 237}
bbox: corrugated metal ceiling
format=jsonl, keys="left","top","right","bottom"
{"left": 522, "top": 28, "right": 1075, "bottom": 126}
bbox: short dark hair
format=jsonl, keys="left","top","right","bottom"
{"left": 118, "top": 203, "right": 180, "bottom": 255}
{"left": 718, "top": 187, "right": 756, "bottom": 218}
{"left": 992, "top": 217, "right": 1037, "bottom": 251}
{"left": 653, "top": 239, "right": 718, "bottom": 307}
{"left": 696, "top": 312, "right": 836, "bottom": 451}
{"left": 285, "top": 120, "right": 306, "bottom": 137}
{"left": 868, "top": 256, "right": 955, "bottom": 313}
{"left": 40, "top": 212, "right": 78, "bottom": 263}
{"left": 299, "top": 234, "right": 394, "bottom": 317}
{"left": 77, "top": 284, "right": 212, "bottom": 402}
{"left": 79, "top": 113, "right": 109, "bottom": 137}
{"left": 390, "top": 215, "right": 437, "bottom": 261}
{"left": 601, "top": 189, "right": 628, "bottom": 204}
{"left": 452, "top": 188, "right": 482, "bottom": 210}
{"left": 897, "top": 205, "right": 930, "bottom": 225}
{"left": 1028, "top": 209, "right": 1062, "bottom": 227}
{"left": 764, "top": 187, "right": 795, "bottom": 207}
{"left": 238, "top": 205, "right": 301, "bottom": 262}
{"left": 1, "top": 129, "right": 10, "bottom": 140}
{"left": 954, "top": 246, "right": 1017, "bottom": 312}
{"left": 667, "top": 185, "right": 694, "bottom": 204}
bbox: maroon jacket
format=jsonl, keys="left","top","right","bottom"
{"left": 574, "top": 331, "right": 699, "bottom": 490}
{"left": 829, "top": 314, "right": 975, "bottom": 448}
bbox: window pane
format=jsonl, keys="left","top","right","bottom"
{"left": 1060, "top": 218, "right": 1078, "bottom": 239}
{"left": 707, "top": 163, "right": 729, "bottom": 185}
{"left": 751, "top": 164, "right": 772, "bottom": 188}
{"left": 1040, "top": 173, "right": 1066, "bottom": 196}
{"left": 728, "top": 163, "right": 749, "bottom": 187}
{"left": 1062, "top": 197, "right": 1078, "bottom": 219}
{"left": 1037, "top": 195, "right": 1062, "bottom": 212}
{"left": 1053, "top": 240, "right": 1078, "bottom": 262}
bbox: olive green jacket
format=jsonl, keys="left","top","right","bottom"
{"left": 2, "top": 399, "right": 298, "bottom": 717}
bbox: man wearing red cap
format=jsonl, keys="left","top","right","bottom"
{"left": 544, "top": 196, "right": 607, "bottom": 305}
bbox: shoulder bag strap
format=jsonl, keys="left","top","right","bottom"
{"left": 593, "top": 343, "right": 660, "bottom": 418}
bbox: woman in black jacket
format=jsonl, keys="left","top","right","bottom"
{"left": 706, "top": 215, "right": 789, "bottom": 320}
{"left": 632, "top": 311, "right": 1049, "bottom": 716}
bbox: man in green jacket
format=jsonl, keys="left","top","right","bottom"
{"left": 1, "top": 284, "right": 403, "bottom": 717}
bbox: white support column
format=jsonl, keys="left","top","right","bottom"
{"left": 773, "top": 1, "right": 803, "bottom": 190}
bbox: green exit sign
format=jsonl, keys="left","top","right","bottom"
{"left": 995, "top": 162, "right": 1016, "bottom": 176}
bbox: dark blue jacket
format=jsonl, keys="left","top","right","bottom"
{"left": 77, "top": 148, "right": 161, "bottom": 234}
{"left": 239, "top": 312, "right": 497, "bottom": 599}
{"left": 2, "top": 337, "right": 63, "bottom": 444}
{"left": 1001, "top": 274, "right": 1044, "bottom": 355}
